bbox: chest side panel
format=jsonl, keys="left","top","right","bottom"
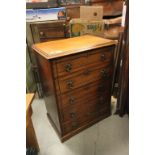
{"left": 35, "top": 53, "right": 62, "bottom": 135}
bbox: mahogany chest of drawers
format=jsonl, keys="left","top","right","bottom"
{"left": 32, "top": 35, "right": 117, "bottom": 142}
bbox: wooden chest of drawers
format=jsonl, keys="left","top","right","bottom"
{"left": 32, "top": 35, "right": 117, "bottom": 142}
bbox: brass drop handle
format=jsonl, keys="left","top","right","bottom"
{"left": 65, "top": 63, "right": 72, "bottom": 72}
{"left": 101, "top": 54, "right": 106, "bottom": 61}
{"left": 100, "top": 69, "right": 108, "bottom": 78}
{"left": 69, "top": 97, "right": 75, "bottom": 104}
{"left": 67, "top": 80, "right": 74, "bottom": 89}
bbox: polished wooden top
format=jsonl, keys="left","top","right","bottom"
{"left": 32, "top": 35, "right": 117, "bottom": 60}
{"left": 26, "top": 93, "right": 35, "bottom": 114}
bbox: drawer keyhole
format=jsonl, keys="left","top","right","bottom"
{"left": 69, "top": 97, "right": 75, "bottom": 104}
{"left": 101, "top": 54, "right": 106, "bottom": 61}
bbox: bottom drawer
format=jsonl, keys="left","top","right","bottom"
{"left": 62, "top": 91, "right": 110, "bottom": 122}
{"left": 62, "top": 107, "right": 110, "bottom": 135}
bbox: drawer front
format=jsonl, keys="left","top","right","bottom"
{"left": 36, "top": 22, "right": 65, "bottom": 29}
{"left": 39, "top": 38, "right": 64, "bottom": 43}
{"left": 55, "top": 46, "right": 114, "bottom": 77}
{"left": 38, "top": 27, "right": 65, "bottom": 39}
{"left": 62, "top": 107, "right": 110, "bottom": 135}
{"left": 59, "top": 79, "right": 111, "bottom": 109}
{"left": 91, "top": 1, "right": 123, "bottom": 16}
{"left": 66, "top": 6, "right": 80, "bottom": 19}
{"left": 31, "top": 22, "right": 66, "bottom": 43}
{"left": 61, "top": 90, "right": 110, "bottom": 122}
{"left": 57, "top": 65, "right": 113, "bottom": 94}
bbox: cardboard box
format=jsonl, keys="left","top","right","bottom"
{"left": 70, "top": 18, "right": 104, "bottom": 37}
{"left": 26, "top": 7, "right": 66, "bottom": 22}
{"left": 80, "top": 6, "right": 103, "bottom": 21}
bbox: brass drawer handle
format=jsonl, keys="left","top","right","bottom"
{"left": 65, "top": 63, "right": 72, "bottom": 72}
{"left": 69, "top": 96, "right": 75, "bottom": 104}
{"left": 100, "top": 69, "right": 108, "bottom": 78}
{"left": 67, "top": 80, "right": 74, "bottom": 89}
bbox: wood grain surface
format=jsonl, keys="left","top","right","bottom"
{"left": 32, "top": 35, "right": 117, "bottom": 59}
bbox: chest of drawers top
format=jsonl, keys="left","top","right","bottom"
{"left": 32, "top": 35, "right": 117, "bottom": 60}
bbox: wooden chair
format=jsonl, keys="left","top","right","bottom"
{"left": 26, "top": 93, "right": 39, "bottom": 151}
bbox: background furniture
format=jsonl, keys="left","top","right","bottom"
{"left": 91, "top": 0, "right": 123, "bottom": 17}
{"left": 26, "top": 43, "right": 36, "bottom": 93}
{"left": 26, "top": 0, "right": 58, "bottom": 9}
{"left": 26, "top": 93, "right": 39, "bottom": 151}
{"left": 32, "top": 35, "right": 116, "bottom": 141}
{"left": 113, "top": 0, "right": 129, "bottom": 116}
{"left": 26, "top": 20, "right": 68, "bottom": 97}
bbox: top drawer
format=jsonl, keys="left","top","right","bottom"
{"left": 54, "top": 46, "right": 115, "bottom": 77}
{"left": 31, "top": 21, "right": 66, "bottom": 43}
{"left": 38, "top": 24, "right": 65, "bottom": 39}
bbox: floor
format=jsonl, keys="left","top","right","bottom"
{"left": 31, "top": 96, "right": 129, "bottom": 155}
